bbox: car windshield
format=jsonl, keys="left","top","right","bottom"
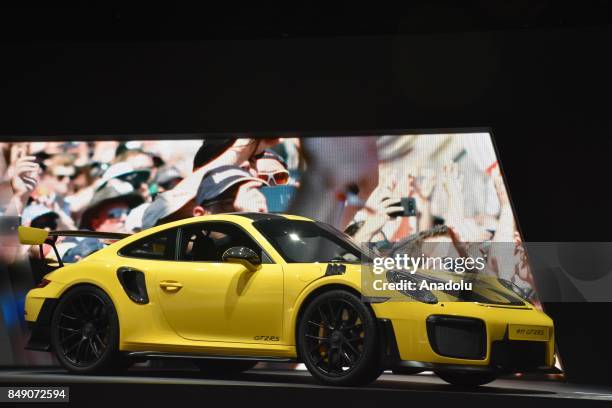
{"left": 253, "top": 219, "right": 371, "bottom": 264}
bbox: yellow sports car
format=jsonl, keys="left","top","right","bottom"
{"left": 20, "top": 213, "right": 555, "bottom": 386}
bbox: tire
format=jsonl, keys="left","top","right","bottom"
{"left": 50, "top": 285, "right": 126, "bottom": 374}
{"left": 193, "top": 360, "right": 258, "bottom": 375}
{"left": 435, "top": 371, "right": 497, "bottom": 387}
{"left": 392, "top": 367, "right": 424, "bottom": 375}
{"left": 297, "top": 289, "right": 383, "bottom": 386}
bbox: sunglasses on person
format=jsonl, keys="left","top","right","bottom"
{"left": 55, "top": 174, "right": 76, "bottom": 182}
{"left": 257, "top": 170, "right": 289, "bottom": 186}
{"left": 106, "top": 207, "right": 129, "bottom": 220}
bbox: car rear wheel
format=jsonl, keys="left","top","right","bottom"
{"left": 297, "top": 289, "right": 383, "bottom": 386}
{"left": 193, "top": 360, "right": 258, "bottom": 375}
{"left": 435, "top": 371, "right": 497, "bottom": 387}
{"left": 50, "top": 285, "right": 126, "bottom": 374}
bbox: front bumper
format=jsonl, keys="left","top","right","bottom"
{"left": 374, "top": 301, "right": 555, "bottom": 373}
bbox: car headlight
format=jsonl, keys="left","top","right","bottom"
{"left": 497, "top": 278, "right": 531, "bottom": 303}
{"left": 386, "top": 270, "right": 438, "bottom": 304}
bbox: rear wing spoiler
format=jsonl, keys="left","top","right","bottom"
{"left": 18, "top": 226, "right": 130, "bottom": 267}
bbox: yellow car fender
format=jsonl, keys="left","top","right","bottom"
{"left": 286, "top": 273, "right": 362, "bottom": 346}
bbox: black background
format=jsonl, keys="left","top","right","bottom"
{"left": 1, "top": 3, "right": 612, "bottom": 386}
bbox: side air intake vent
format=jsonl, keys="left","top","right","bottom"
{"left": 325, "top": 264, "right": 346, "bottom": 276}
{"left": 117, "top": 267, "right": 149, "bottom": 304}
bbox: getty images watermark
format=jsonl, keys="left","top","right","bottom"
{"left": 360, "top": 251, "right": 489, "bottom": 304}
{"left": 357, "top": 239, "right": 612, "bottom": 303}
{"left": 370, "top": 253, "right": 487, "bottom": 292}
{"left": 359, "top": 241, "right": 519, "bottom": 303}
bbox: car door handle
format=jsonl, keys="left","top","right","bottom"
{"left": 159, "top": 281, "right": 183, "bottom": 291}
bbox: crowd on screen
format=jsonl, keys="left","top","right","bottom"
{"left": 0, "top": 136, "right": 537, "bottom": 364}
{"left": 1, "top": 137, "right": 534, "bottom": 292}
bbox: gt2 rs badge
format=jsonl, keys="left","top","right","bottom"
{"left": 254, "top": 335, "right": 280, "bottom": 341}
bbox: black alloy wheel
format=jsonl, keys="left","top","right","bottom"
{"left": 298, "top": 290, "right": 382, "bottom": 386}
{"left": 51, "top": 285, "right": 125, "bottom": 373}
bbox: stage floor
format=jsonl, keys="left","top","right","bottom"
{"left": 0, "top": 367, "right": 611, "bottom": 407}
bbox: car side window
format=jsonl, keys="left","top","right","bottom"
{"left": 178, "top": 222, "right": 270, "bottom": 263}
{"left": 119, "top": 229, "right": 177, "bottom": 260}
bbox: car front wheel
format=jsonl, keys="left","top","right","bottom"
{"left": 297, "top": 289, "right": 383, "bottom": 386}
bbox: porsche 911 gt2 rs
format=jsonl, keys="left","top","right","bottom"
{"left": 20, "top": 213, "right": 555, "bottom": 386}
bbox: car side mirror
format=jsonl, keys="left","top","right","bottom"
{"left": 222, "top": 246, "right": 262, "bottom": 272}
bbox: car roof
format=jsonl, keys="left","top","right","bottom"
{"left": 224, "top": 212, "right": 311, "bottom": 222}
{"left": 139, "top": 212, "right": 315, "bottom": 236}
